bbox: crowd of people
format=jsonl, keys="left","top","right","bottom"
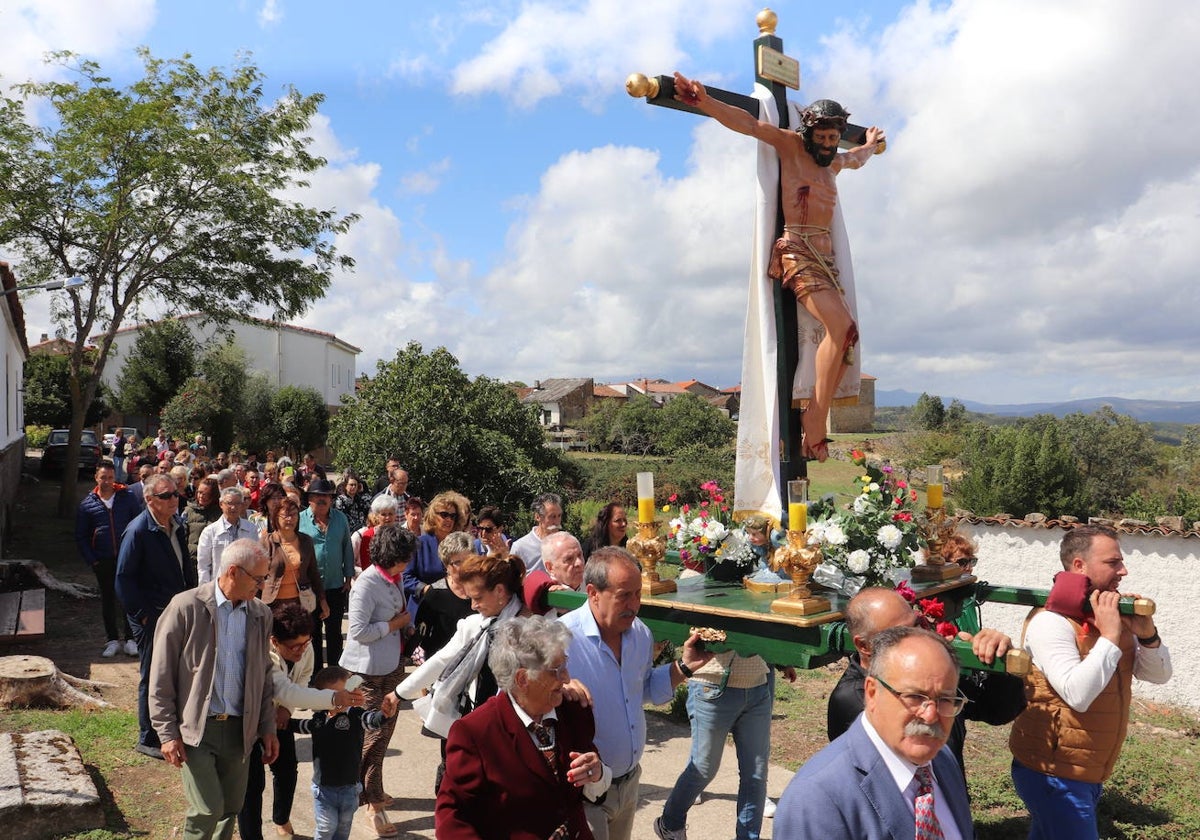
{"left": 73, "top": 437, "right": 1172, "bottom": 840}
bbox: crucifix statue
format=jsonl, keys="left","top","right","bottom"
{"left": 626, "top": 8, "right": 884, "bottom": 527}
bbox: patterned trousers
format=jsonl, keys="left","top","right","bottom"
{"left": 358, "top": 662, "right": 404, "bottom": 805}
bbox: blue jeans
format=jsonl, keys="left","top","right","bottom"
{"left": 128, "top": 613, "right": 160, "bottom": 749}
{"left": 312, "top": 782, "right": 360, "bottom": 840}
{"left": 661, "top": 671, "right": 774, "bottom": 840}
{"left": 1011, "top": 760, "right": 1102, "bottom": 840}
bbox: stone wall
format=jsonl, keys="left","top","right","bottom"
{"left": 960, "top": 521, "right": 1199, "bottom": 716}
{"left": 0, "top": 437, "right": 23, "bottom": 557}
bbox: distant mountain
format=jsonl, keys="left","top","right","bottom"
{"left": 875, "top": 390, "right": 1200, "bottom": 424}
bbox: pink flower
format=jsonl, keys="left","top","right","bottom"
{"left": 896, "top": 480, "right": 906, "bottom": 489}
{"left": 682, "top": 504, "right": 690, "bottom": 514}
{"left": 895, "top": 581, "right": 917, "bottom": 603}
{"left": 700, "top": 501, "right": 708, "bottom": 508}
{"left": 882, "top": 465, "right": 894, "bottom": 474}
{"left": 669, "top": 493, "right": 678, "bottom": 503}
{"left": 910, "top": 490, "right": 918, "bottom": 502}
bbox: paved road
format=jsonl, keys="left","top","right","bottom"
{"left": 266, "top": 699, "right": 796, "bottom": 839}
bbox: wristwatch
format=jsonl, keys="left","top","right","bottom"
{"left": 676, "top": 659, "right": 694, "bottom": 678}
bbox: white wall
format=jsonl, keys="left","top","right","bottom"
{"left": 101, "top": 317, "right": 358, "bottom": 409}
{"left": 1, "top": 306, "right": 25, "bottom": 449}
{"left": 962, "top": 522, "right": 1199, "bottom": 716}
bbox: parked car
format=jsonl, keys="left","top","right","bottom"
{"left": 40, "top": 429, "right": 102, "bottom": 476}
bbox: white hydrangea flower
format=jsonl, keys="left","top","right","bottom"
{"left": 703, "top": 520, "right": 727, "bottom": 541}
{"left": 876, "top": 524, "right": 903, "bottom": 550}
{"left": 822, "top": 522, "right": 848, "bottom": 546}
{"left": 847, "top": 549, "right": 871, "bottom": 574}
{"left": 852, "top": 494, "right": 870, "bottom": 514}
{"left": 669, "top": 517, "right": 685, "bottom": 534}
{"left": 868, "top": 482, "right": 880, "bottom": 492}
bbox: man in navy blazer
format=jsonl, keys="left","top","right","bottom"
{"left": 776, "top": 626, "right": 975, "bottom": 839}
{"left": 115, "top": 473, "right": 196, "bottom": 759}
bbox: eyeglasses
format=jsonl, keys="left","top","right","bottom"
{"left": 477, "top": 525, "right": 496, "bottom": 534}
{"left": 275, "top": 637, "right": 311, "bottom": 652}
{"left": 436, "top": 510, "right": 457, "bottom": 520}
{"left": 873, "top": 675, "right": 967, "bottom": 717}
{"left": 150, "top": 491, "right": 179, "bottom": 500}
{"left": 234, "top": 565, "right": 269, "bottom": 585}
{"left": 540, "top": 660, "right": 569, "bottom": 682}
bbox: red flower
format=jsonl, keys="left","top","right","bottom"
{"left": 892, "top": 511, "right": 913, "bottom": 523}
{"left": 919, "top": 598, "right": 945, "bottom": 619}
{"left": 935, "top": 621, "right": 959, "bottom": 639}
{"left": 910, "top": 490, "right": 918, "bottom": 502}
{"left": 682, "top": 504, "right": 690, "bottom": 514}
{"left": 896, "top": 480, "right": 907, "bottom": 489}
{"left": 895, "top": 581, "right": 917, "bottom": 603}
{"left": 669, "top": 493, "right": 678, "bottom": 503}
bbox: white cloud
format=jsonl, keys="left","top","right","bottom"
{"left": 258, "top": 0, "right": 283, "bottom": 28}
{"left": 400, "top": 157, "right": 452, "bottom": 195}
{"left": 450, "top": 0, "right": 755, "bottom": 109}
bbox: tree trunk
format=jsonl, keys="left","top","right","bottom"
{"left": 0, "top": 655, "right": 112, "bottom": 708}
{"left": 56, "top": 387, "right": 91, "bottom": 517}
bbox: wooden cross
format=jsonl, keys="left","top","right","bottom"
{"left": 626, "top": 8, "right": 878, "bottom": 517}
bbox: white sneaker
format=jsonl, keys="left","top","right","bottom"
{"left": 124, "top": 639, "right": 139, "bottom": 656}
{"left": 653, "top": 817, "right": 687, "bottom": 840}
{"left": 763, "top": 797, "right": 777, "bottom": 818}
{"left": 101, "top": 640, "right": 121, "bottom": 658}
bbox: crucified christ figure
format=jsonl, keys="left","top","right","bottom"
{"left": 673, "top": 71, "right": 884, "bottom": 462}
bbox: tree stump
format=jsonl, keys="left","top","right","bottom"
{"left": 0, "top": 655, "right": 112, "bottom": 708}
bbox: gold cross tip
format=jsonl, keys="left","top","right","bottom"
{"left": 625, "top": 73, "right": 659, "bottom": 98}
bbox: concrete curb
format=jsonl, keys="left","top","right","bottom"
{"left": 0, "top": 730, "right": 103, "bottom": 839}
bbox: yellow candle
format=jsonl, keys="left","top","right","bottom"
{"left": 788, "top": 502, "right": 806, "bottom": 532}
{"left": 927, "top": 483, "right": 944, "bottom": 509}
{"left": 637, "top": 497, "right": 656, "bottom": 523}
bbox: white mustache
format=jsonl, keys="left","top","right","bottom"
{"left": 905, "top": 720, "right": 945, "bottom": 739}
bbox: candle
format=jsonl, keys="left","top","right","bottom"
{"left": 926, "top": 465, "right": 944, "bottom": 509}
{"left": 636, "top": 472, "right": 655, "bottom": 523}
{"left": 788, "top": 502, "right": 807, "bottom": 532}
{"left": 787, "top": 479, "right": 810, "bottom": 532}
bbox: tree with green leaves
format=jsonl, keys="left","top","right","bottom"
{"left": 1061, "top": 406, "right": 1158, "bottom": 515}
{"left": 196, "top": 339, "right": 250, "bottom": 453}
{"left": 329, "top": 342, "right": 574, "bottom": 509}
{"left": 657, "top": 392, "right": 735, "bottom": 453}
{"left": 271, "top": 386, "right": 328, "bottom": 458}
{"left": 910, "top": 392, "right": 946, "bottom": 431}
{"left": 115, "top": 319, "right": 198, "bottom": 418}
{"left": 236, "top": 372, "right": 277, "bottom": 455}
{"left": 957, "top": 416, "right": 1084, "bottom": 518}
{"left": 23, "top": 353, "right": 110, "bottom": 427}
{"left": 160, "top": 376, "right": 222, "bottom": 443}
{"left": 0, "top": 49, "right": 356, "bottom": 513}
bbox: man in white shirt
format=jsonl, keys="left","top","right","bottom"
{"left": 510, "top": 492, "right": 563, "bottom": 574}
{"left": 776, "top": 625, "right": 973, "bottom": 838}
{"left": 197, "top": 486, "right": 259, "bottom": 585}
{"left": 1009, "top": 525, "right": 1171, "bottom": 839}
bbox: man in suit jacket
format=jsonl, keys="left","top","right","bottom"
{"left": 777, "top": 626, "right": 975, "bottom": 839}
{"left": 436, "top": 615, "right": 609, "bottom": 840}
{"left": 150, "top": 539, "right": 278, "bottom": 839}
{"left": 116, "top": 472, "right": 196, "bottom": 759}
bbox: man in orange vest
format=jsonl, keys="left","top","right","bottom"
{"left": 1008, "top": 525, "right": 1171, "bottom": 839}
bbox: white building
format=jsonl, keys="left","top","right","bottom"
{"left": 99, "top": 314, "right": 360, "bottom": 410}
{"left": 1, "top": 263, "right": 29, "bottom": 555}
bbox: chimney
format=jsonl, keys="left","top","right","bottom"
{"left": 40, "top": 333, "right": 49, "bottom": 343}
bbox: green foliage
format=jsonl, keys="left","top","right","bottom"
{"left": 329, "top": 342, "right": 575, "bottom": 510}
{"left": 957, "top": 417, "right": 1084, "bottom": 517}
{"left": 1061, "top": 406, "right": 1159, "bottom": 514}
{"left": 566, "top": 445, "right": 734, "bottom": 512}
{"left": 160, "top": 376, "right": 222, "bottom": 441}
{"left": 115, "top": 319, "right": 198, "bottom": 418}
{"left": 270, "top": 385, "right": 329, "bottom": 457}
{"left": 580, "top": 393, "right": 733, "bottom": 456}
{"left": 893, "top": 430, "right": 967, "bottom": 479}
{"left": 657, "top": 393, "right": 736, "bottom": 452}
{"left": 22, "top": 353, "right": 110, "bottom": 427}
{"left": 236, "top": 372, "right": 277, "bottom": 454}
{"left": 196, "top": 339, "right": 250, "bottom": 452}
{"left": 0, "top": 49, "right": 355, "bottom": 512}
{"left": 24, "top": 424, "right": 52, "bottom": 448}
{"left": 910, "top": 392, "right": 946, "bottom": 430}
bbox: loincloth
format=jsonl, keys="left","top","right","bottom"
{"left": 767, "top": 227, "right": 842, "bottom": 298}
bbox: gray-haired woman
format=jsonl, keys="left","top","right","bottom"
{"left": 351, "top": 495, "right": 399, "bottom": 573}
{"left": 339, "top": 523, "right": 414, "bottom": 838}
{"left": 436, "top": 615, "right": 608, "bottom": 839}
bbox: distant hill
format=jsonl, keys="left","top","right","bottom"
{"left": 875, "top": 390, "right": 1200, "bottom": 424}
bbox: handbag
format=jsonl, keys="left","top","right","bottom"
{"left": 298, "top": 585, "right": 317, "bottom": 613}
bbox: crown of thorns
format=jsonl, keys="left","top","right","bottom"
{"left": 800, "top": 99, "right": 850, "bottom": 131}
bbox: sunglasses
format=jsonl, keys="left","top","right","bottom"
{"left": 151, "top": 491, "right": 179, "bottom": 500}
{"left": 477, "top": 525, "right": 496, "bottom": 534}
{"left": 436, "top": 510, "right": 457, "bottom": 520}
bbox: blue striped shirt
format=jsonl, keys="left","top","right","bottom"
{"left": 210, "top": 584, "right": 248, "bottom": 717}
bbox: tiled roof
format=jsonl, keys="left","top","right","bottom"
{"left": 955, "top": 511, "right": 1200, "bottom": 539}
{"left": 520, "top": 378, "right": 592, "bottom": 403}
{"left": 593, "top": 384, "right": 624, "bottom": 398}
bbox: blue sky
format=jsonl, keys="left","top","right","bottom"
{"left": 6, "top": 1, "right": 1200, "bottom": 405}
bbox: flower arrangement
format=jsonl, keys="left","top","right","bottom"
{"left": 665, "top": 480, "right": 731, "bottom": 572}
{"left": 896, "top": 581, "right": 960, "bottom": 639}
{"left": 809, "top": 449, "right": 926, "bottom": 594}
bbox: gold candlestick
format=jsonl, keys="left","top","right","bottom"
{"left": 769, "top": 529, "right": 831, "bottom": 616}
{"left": 628, "top": 520, "right": 676, "bottom": 595}
{"left": 912, "top": 504, "right": 962, "bottom": 582}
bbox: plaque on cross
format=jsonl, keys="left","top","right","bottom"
{"left": 626, "top": 8, "right": 885, "bottom": 528}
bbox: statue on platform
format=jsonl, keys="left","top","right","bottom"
{"left": 672, "top": 72, "right": 885, "bottom": 462}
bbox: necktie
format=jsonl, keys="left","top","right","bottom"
{"left": 530, "top": 720, "right": 559, "bottom": 775}
{"left": 915, "top": 764, "right": 944, "bottom": 840}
